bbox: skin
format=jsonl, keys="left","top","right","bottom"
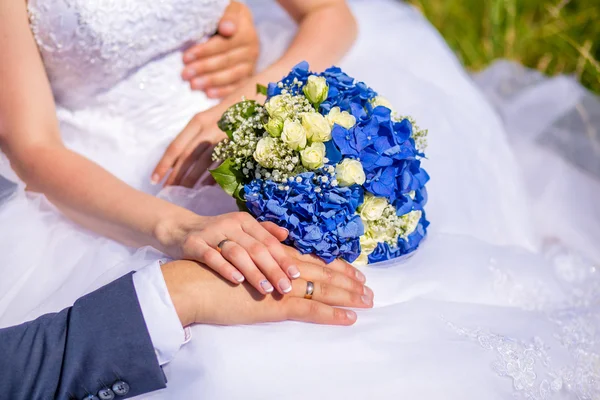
{"left": 0, "top": 0, "right": 357, "bottom": 297}
{"left": 152, "top": 0, "right": 358, "bottom": 188}
{"left": 181, "top": 1, "right": 260, "bottom": 99}
{"left": 163, "top": 253, "right": 373, "bottom": 328}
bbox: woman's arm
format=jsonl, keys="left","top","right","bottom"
{"left": 0, "top": 0, "right": 298, "bottom": 295}
{"left": 153, "top": 0, "right": 357, "bottom": 185}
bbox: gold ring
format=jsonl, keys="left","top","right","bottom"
{"left": 304, "top": 281, "right": 315, "bottom": 299}
{"left": 217, "top": 239, "right": 231, "bottom": 253}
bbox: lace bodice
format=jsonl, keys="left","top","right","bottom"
{"left": 27, "top": 0, "right": 228, "bottom": 109}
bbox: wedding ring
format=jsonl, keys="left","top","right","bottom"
{"left": 216, "top": 239, "right": 231, "bottom": 253}
{"left": 304, "top": 281, "right": 315, "bottom": 299}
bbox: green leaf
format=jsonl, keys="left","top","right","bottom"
{"left": 256, "top": 83, "right": 268, "bottom": 96}
{"left": 209, "top": 159, "right": 245, "bottom": 197}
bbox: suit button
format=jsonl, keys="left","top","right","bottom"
{"left": 112, "top": 381, "right": 130, "bottom": 396}
{"left": 98, "top": 387, "right": 115, "bottom": 400}
{"left": 82, "top": 395, "right": 99, "bottom": 400}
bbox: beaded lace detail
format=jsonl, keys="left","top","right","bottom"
{"left": 446, "top": 242, "right": 600, "bottom": 400}
{"left": 27, "top": 0, "right": 228, "bottom": 109}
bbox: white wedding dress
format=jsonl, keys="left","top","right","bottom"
{"left": 1, "top": 0, "right": 599, "bottom": 398}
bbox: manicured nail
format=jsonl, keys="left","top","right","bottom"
{"left": 278, "top": 278, "right": 292, "bottom": 294}
{"left": 287, "top": 265, "right": 300, "bottom": 279}
{"left": 192, "top": 77, "right": 206, "bottom": 89}
{"left": 183, "top": 53, "right": 195, "bottom": 63}
{"left": 219, "top": 21, "right": 236, "bottom": 34}
{"left": 346, "top": 310, "right": 357, "bottom": 321}
{"left": 232, "top": 271, "right": 245, "bottom": 283}
{"left": 361, "top": 295, "right": 372, "bottom": 306}
{"left": 260, "top": 280, "right": 274, "bottom": 293}
{"left": 363, "top": 286, "right": 373, "bottom": 299}
{"left": 355, "top": 269, "right": 366, "bottom": 283}
{"left": 182, "top": 68, "right": 196, "bottom": 80}
{"left": 151, "top": 174, "right": 160, "bottom": 185}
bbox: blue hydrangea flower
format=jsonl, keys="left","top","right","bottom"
{"left": 367, "top": 213, "right": 430, "bottom": 264}
{"left": 245, "top": 173, "right": 365, "bottom": 263}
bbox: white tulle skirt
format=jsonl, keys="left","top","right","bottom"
{"left": 1, "top": 0, "right": 599, "bottom": 398}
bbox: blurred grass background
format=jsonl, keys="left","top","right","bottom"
{"left": 406, "top": 0, "right": 600, "bottom": 94}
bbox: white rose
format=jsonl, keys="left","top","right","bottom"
{"left": 326, "top": 107, "right": 356, "bottom": 129}
{"left": 371, "top": 96, "right": 394, "bottom": 112}
{"left": 265, "top": 117, "right": 284, "bottom": 137}
{"left": 281, "top": 120, "right": 308, "bottom": 150}
{"left": 335, "top": 158, "right": 366, "bottom": 187}
{"left": 360, "top": 194, "right": 388, "bottom": 221}
{"left": 302, "top": 112, "right": 331, "bottom": 142}
{"left": 265, "top": 95, "right": 290, "bottom": 120}
{"left": 300, "top": 142, "right": 326, "bottom": 170}
{"left": 352, "top": 252, "right": 369, "bottom": 267}
{"left": 360, "top": 234, "right": 379, "bottom": 255}
{"left": 253, "top": 136, "right": 277, "bottom": 168}
{"left": 303, "top": 75, "right": 328, "bottom": 105}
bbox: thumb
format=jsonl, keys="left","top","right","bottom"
{"left": 218, "top": 3, "right": 240, "bottom": 37}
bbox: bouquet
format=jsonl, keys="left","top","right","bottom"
{"left": 210, "top": 62, "right": 429, "bottom": 266}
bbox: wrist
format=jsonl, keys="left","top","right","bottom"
{"left": 152, "top": 206, "right": 203, "bottom": 258}
{"left": 161, "top": 260, "right": 204, "bottom": 328}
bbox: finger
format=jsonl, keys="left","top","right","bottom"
{"left": 188, "top": 241, "right": 245, "bottom": 285}
{"left": 180, "top": 146, "right": 216, "bottom": 188}
{"left": 190, "top": 63, "right": 252, "bottom": 91}
{"left": 297, "top": 263, "right": 369, "bottom": 296}
{"left": 242, "top": 221, "right": 300, "bottom": 280}
{"left": 259, "top": 221, "right": 289, "bottom": 242}
{"left": 234, "top": 231, "right": 293, "bottom": 295}
{"left": 285, "top": 297, "right": 357, "bottom": 326}
{"left": 182, "top": 47, "right": 251, "bottom": 79}
{"left": 218, "top": 19, "right": 237, "bottom": 37}
{"left": 184, "top": 36, "right": 234, "bottom": 63}
{"left": 206, "top": 84, "right": 240, "bottom": 100}
{"left": 165, "top": 141, "right": 210, "bottom": 187}
{"left": 290, "top": 279, "right": 372, "bottom": 309}
{"left": 287, "top": 251, "right": 367, "bottom": 284}
{"left": 219, "top": 239, "right": 273, "bottom": 295}
{"left": 152, "top": 115, "right": 202, "bottom": 184}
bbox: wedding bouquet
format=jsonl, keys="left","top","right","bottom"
{"left": 211, "top": 62, "right": 429, "bottom": 266}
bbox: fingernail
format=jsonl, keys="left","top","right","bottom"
{"left": 260, "top": 280, "right": 274, "bottom": 294}
{"left": 182, "top": 68, "right": 196, "bottom": 80}
{"left": 151, "top": 174, "right": 160, "bottom": 185}
{"left": 346, "top": 310, "right": 357, "bottom": 321}
{"left": 232, "top": 271, "right": 245, "bottom": 283}
{"left": 361, "top": 295, "right": 372, "bottom": 306}
{"left": 220, "top": 21, "right": 236, "bottom": 33}
{"left": 355, "top": 269, "right": 366, "bottom": 283}
{"left": 287, "top": 265, "right": 300, "bottom": 279}
{"left": 278, "top": 278, "right": 292, "bottom": 294}
{"left": 281, "top": 227, "right": 290, "bottom": 237}
{"left": 363, "top": 286, "right": 373, "bottom": 299}
{"left": 183, "top": 53, "right": 195, "bottom": 63}
{"left": 192, "top": 77, "right": 206, "bottom": 89}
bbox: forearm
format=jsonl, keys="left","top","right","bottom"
{"left": 207, "top": 2, "right": 357, "bottom": 118}
{"left": 11, "top": 143, "right": 195, "bottom": 254}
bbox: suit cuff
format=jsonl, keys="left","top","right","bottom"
{"left": 133, "top": 260, "right": 191, "bottom": 366}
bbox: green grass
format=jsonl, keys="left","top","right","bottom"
{"left": 406, "top": 0, "right": 600, "bottom": 94}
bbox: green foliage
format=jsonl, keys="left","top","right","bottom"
{"left": 209, "top": 158, "right": 246, "bottom": 201}
{"left": 217, "top": 100, "right": 260, "bottom": 139}
{"left": 407, "top": 0, "right": 600, "bottom": 94}
{"left": 256, "top": 83, "right": 268, "bottom": 96}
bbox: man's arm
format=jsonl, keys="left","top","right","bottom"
{"left": 0, "top": 273, "right": 166, "bottom": 400}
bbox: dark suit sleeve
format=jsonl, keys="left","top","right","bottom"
{"left": 0, "top": 273, "right": 168, "bottom": 400}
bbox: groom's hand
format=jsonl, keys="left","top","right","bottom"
{"left": 161, "top": 258, "right": 373, "bottom": 328}
{"left": 181, "top": 1, "right": 259, "bottom": 99}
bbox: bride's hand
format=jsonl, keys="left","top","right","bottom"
{"left": 152, "top": 110, "right": 224, "bottom": 187}
{"left": 162, "top": 213, "right": 303, "bottom": 295}
{"left": 181, "top": 1, "right": 259, "bottom": 98}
